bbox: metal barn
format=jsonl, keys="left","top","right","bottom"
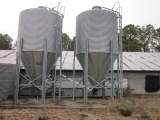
{"left": 0, "top": 50, "right": 160, "bottom": 101}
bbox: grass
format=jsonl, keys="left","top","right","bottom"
{"left": 108, "top": 97, "right": 119, "bottom": 112}
{"left": 141, "top": 111, "right": 150, "bottom": 119}
{"left": 38, "top": 115, "right": 50, "bottom": 120}
{"left": 135, "top": 97, "right": 146, "bottom": 112}
{"left": 0, "top": 115, "right": 5, "bottom": 120}
{"left": 123, "top": 84, "right": 132, "bottom": 98}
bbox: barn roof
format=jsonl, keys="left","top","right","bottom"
{"left": 0, "top": 50, "right": 16, "bottom": 64}
{"left": 0, "top": 50, "right": 160, "bottom": 71}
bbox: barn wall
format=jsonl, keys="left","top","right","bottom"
{"left": 0, "top": 64, "right": 16, "bottom": 100}
{"left": 123, "top": 72, "right": 160, "bottom": 94}
{"left": 62, "top": 70, "right": 160, "bottom": 95}
{"left": 19, "top": 70, "right": 160, "bottom": 96}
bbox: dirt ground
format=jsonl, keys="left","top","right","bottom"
{"left": 0, "top": 95, "right": 160, "bottom": 120}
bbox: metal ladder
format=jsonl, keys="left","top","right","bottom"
{"left": 52, "top": 6, "right": 64, "bottom": 101}
{"left": 112, "top": 2, "right": 123, "bottom": 100}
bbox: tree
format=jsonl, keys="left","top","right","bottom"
{"left": 122, "top": 24, "right": 159, "bottom": 52}
{"left": 0, "top": 33, "right": 13, "bottom": 50}
{"left": 155, "top": 45, "right": 160, "bottom": 52}
{"left": 156, "top": 28, "right": 160, "bottom": 37}
{"left": 155, "top": 28, "right": 160, "bottom": 52}
{"left": 122, "top": 24, "right": 141, "bottom": 52}
{"left": 69, "top": 36, "right": 75, "bottom": 51}
{"left": 62, "top": 33, "right": 75, "bottom": 51}
{"left": 139, "top": 24, "right": 157, "bottom": 52}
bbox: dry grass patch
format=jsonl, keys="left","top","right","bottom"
{"left": 108, "top": 97, "right": 119, "bottom": 112}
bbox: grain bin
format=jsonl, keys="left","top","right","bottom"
{"left": 76, "top": 6, "right": 118, "bottom": 86}
{"left": 17, "top": 7, "right": 63, "bottom": 85}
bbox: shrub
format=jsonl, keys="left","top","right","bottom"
{"left": 119, "top": 104, "right": 133, "bottom": 116}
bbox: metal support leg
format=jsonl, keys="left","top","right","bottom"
{"left": 117, "top": 54, "right": 120, "bottom": 99}
{"left": 42, "top": 40, "right": 47, "bottom": 104}
{"left": 84, "top": 40, "right": 88, "bottom": 105}
{"left": 102, "top": 81, "right": 105, "bottom": 98}
{"left": 51, "top": 68, "right": 55, "bottom": 98}
{"left": 31, "top": 85, "right": 34, "bottom": 97}
{"left": 111, "top": 40, "right": 114, "bottom": 97}
{"left": 73, "top": 44, "right": 76, "bottom": 100}
{"left": 14, "top": 38, "right": 22, "bottom": 104}
{"left": 59, "top": 45, "right": 62, "bottom": 101}
{"left": 119, "top": 13, "right": 123, "bottom": 100}
{"left": 54, "top": 65, "right": 56, "bottom": 101}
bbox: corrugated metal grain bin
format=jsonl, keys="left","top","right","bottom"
{"left": 76, "top": 6, "right": 118, "bottom": 86}
{"left": 17, "top": 7, "right": 63, "bottom": 85}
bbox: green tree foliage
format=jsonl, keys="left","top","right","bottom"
{"left": 156, "top": 28, "right": 160, "bottom": 37}
{"left": 122, "top": 24, "right": 141, "bottom": 52}
{"left": 139, "top": 24, "right": 157, "bottom": 52}
{"left": 62, "top": 33, "right": 75, "bottom": 51}
{"left": 155, "top": 28, "right": 160, "bottom": 52}
{"left": 122, "top": 24, "right": 159, "bottom": 52}
{"left": 0, "top": 33, "right": 13, "bottom": 50}
{"left": 155, "top": 45, "right": 160, "bottom": 52}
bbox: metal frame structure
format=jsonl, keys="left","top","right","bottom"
{"left": 73, "top": 2, "right": 123, "bottom": 104}
{"left": 51, "top": 3, "right": 65, "bottom": 102}
{"left": 14, "top": 4, "right": 65, "bottom": 104}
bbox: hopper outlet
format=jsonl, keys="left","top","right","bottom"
{"left": 21, "top": 51, "right": 57, "bottom": 85}
{"left": 76, "top": 53, "right": 117, "bottom": 86}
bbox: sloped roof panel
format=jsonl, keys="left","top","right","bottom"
{"left": 0, "top": 50, "right": 160, "bottom": 71}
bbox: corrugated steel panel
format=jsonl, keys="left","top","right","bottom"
{"left": 0, "top": 50, "right": 160, "bottom": 71}
{"left": 122, "top": 52, "right": 160, "bottom": 71}
{"left": 60, "top": 51, "right": 160, "bottom": 71}
{"left": 0, "top": 50, "right": 16, "bottom": 64}
{"left": 76, "top": 9, "right": 118, "bottom": 54}
{"left": 56, "top": 51, "right": 82, "bottom": 70}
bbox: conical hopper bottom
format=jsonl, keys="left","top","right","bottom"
{"left": 21, "top": 51, "right": 56, "bottom": 86}
{"left": 76, "top": 53, "right": 116, "bottom": 86}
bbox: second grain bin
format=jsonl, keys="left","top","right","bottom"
{"left": 76, "top": 6, "right": 118, "bottom": 87}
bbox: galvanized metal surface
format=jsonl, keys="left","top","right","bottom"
{"left": 15, "top": 6, "right": 64, "bottom": 104}
{"left": 76, "top": 8, "right": 118, "bottom": 54}
{"left": 0, "top": 50, "right": 160, "bottom": 71}
{"left": 17, "top": 8, "right": 62, "bottom": 52}
{"left": 0, "top": 64, "right": 15, "bottom": 101}
{"left": 117, "top": 52, "right": 160, "bottom": 71}
{"left": 60, "top": 51, "right": 160, "bottom": 71}
{"left": 75, "top": 8, "right": 119, "bottom": 89}
{"left": 0, "top": 50, "right": 16, "bottom": 64}
{"left": 17, "top": 7, "right": 63, "bottom": 87}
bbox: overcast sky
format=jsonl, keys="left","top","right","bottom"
{"left": 0, "top": 0, "right": 160, "bottom": 43}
